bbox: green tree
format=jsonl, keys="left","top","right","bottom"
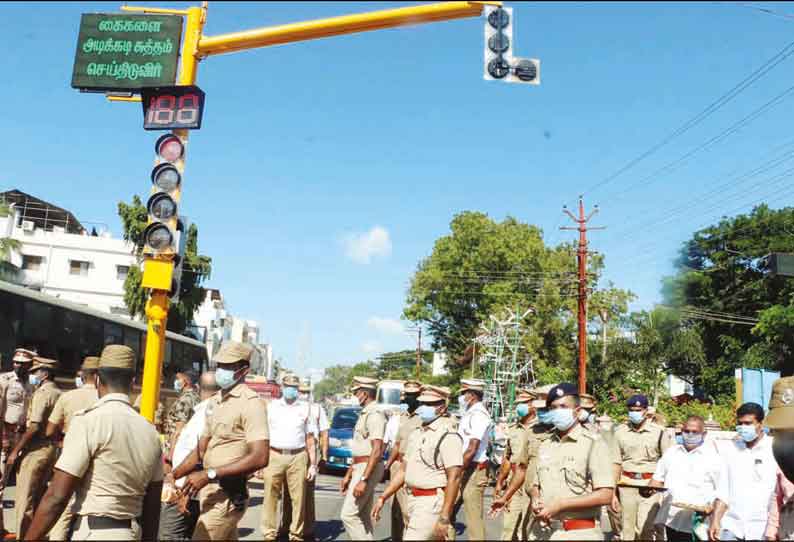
{"left": 403, "top": 211, "right": 631, "bottom": 385}
{"left": 665, "top": 204, "right": 794, "bottom": 397}
{"left": 313, "top": 362, "right": 377, "bottom": 400}
{"left": 117, "top": 195, "right": 212, "bottom": 333}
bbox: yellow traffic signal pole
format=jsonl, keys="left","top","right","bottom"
{"left": 118, "top": 1, "right": 500, "bottom": 423}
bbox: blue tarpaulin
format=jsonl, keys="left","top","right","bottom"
{"left": 742, "top": 368, "right": 781, "bottom": 412}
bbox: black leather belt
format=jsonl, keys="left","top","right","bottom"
{"left": 81, "top": 516, "right": 133, "bottom": 529}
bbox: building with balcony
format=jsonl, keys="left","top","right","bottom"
{"left": 0, "top": 190, "right": 136, "bottom": 317}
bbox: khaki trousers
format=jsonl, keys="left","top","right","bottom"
{"left": 456, "top": 465, "right": 487, "bottom": 541}
{"left": 502, "top": 485, "right": 529, "bottom": 541}
{"left": 390, "top": 461, "right": 408, "bottom": 542}
{"left": 341, "top": 461, "right": 384, "bottom": 541}
{"left": 71, "top": 515, "right": 140, "bottom": 541}
{"left": 619, "top": 486, "right": 662, "bottom": 541}
{"left": 49, "top": 495, "right": 77, "bottom": 541}
{"left": 193, "top": 484, "right": 246, "bottom": 541}
{"left": 15, "top": 444, "right": 56, "bottom": 539}
{"left": 404, "top": 490, "right": 455, "bottom": 541}
{"left": 780, "top": 508, "right": 794, "bottom": 540}
{"left": 529, "top": 521, "right": 604, "bottom": 541}
{"left": 261, "top": 449, "right": 308, "bottom": 541}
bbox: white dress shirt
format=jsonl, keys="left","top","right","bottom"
{"left": 268, "top": 397, "right": 317, "bottom": 450}
{"left": 716, "top": 434, "right": 777, "bottom": 540}
{"left": 308, "top": 403, "right": 329, "bottom": 437}
{"left": 384, "top": 413, "right": 399, "bottom": 447}
{"left": 172, "top": 399, "right": 211, "bottom": 495}
{"left": 459, "top": 401, "right": 492, "bottom": 464}
{"left": 652, "top": 441, "right": 721, "bottom": 532}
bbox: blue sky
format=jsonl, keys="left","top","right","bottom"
{"left": 3, "top": 2, "right": 794, "bottom": 379}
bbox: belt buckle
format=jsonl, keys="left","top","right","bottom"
{"left": 630, "top": 472, "right": 642, "bottom": 480}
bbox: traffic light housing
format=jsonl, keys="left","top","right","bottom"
{"left": 483, "top": 6, "right": 540, "bottom": 86}
{"left": 141, "top": 132, "right": 186, "bottom": 291}
{"left": 169, "top": 216, "right": 190, "bottom": 303}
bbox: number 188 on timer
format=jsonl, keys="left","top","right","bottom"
{"left": 141, "top": 86, "right": 205, "bottom": 130}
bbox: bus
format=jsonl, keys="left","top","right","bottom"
{"left": 0, "top": 279, "right": 208, "bottom": 397}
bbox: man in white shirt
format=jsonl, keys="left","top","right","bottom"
{"left": 159, "top": 371, "right": 219, "bottom": 541}
{"left": 709, "top": 402, "right": 778, "bottom": 541}
{"left": 260, "top": 374, "right": 317, "bottom": 542}
{"left": 455, "top": 378, "right": 492, "bottom": 541}
{"left": 281, "top": 384, "right": 330, "bottom": 541}
{"left": 649, "top": 415, "right": 720, "bottom": 541}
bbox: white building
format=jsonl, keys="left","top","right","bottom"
{"left": 0, "top": 190, "right": 136, "bottom": 317}
{"left": 432, "top": 351, "right": 449, "bottom": 376}
{"left": 192, "top": 288, "right": 273, "bottom": 376}
{"left": 666, "top": 374, "right": 694, "bottom": 396}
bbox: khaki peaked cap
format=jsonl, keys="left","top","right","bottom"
{"left": 99, "top": 344, "right": 135, "bottom": 370}
{"left": 81, "top": 356, "right": 100, "bottom": 371}
{"left": 403, "top": 380, "right": 423, "bottom": 394}
{"left": 12, "top": 349, "right": 36, "bottom": 363}
{"left": 767, "top": 376, "right": 794, "bottom": 429}
{"left": 515, "top": 388, "right": 536, "bottom": 404}
{"left": 417, "top": 385, "right": 451, "bottom": 403}
{"left": 282, "top": 374, "right": 300, "bottom": 387}
{"left": 580, "top": 393, "right": 597, "bottom": 409}
{"left": 350, "top": 376, "right": 378, "bottom": 392}
{"left": 213, "top": 341, "right": 254, "bottom": 365}
{"left": 298, "top": 383, "right": 311, "bottom": 393}
{"left": 460, "top": 379, "right": 486, "bottom": 393}
{"left": 31, "top": 357, "right": 58, "bottom": 372}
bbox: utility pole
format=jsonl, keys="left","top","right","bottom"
{"left": 561, "top": 196, "right": 605, "bottom": 395}
{"left": 406, "top": 326, "right": 422, "bottom": 380}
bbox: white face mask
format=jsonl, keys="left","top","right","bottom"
{"left": 75, "top": 377, "right": 83, "bottom": 388}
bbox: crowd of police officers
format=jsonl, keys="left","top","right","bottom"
{"left": 1, "top": 338, "right": 792, "bottom": 540}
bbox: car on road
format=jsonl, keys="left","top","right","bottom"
{"left": 325, "top": 406, "right": 361, "bottom": 473}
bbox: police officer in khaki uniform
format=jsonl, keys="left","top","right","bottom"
{"left": 45, "top": 356, "right": 100, "bottom": 541}
{"left": 340, "top": 376, "right": 386, "bottom": 541}
{"left": 25, "top": 345, "right": 163, "bottom": 541}
{"left": 613, "top": 394, "right": 672, "bottom": 541}
{"left": 383, "top": 380, "right": 423, "bottom": 542}
{"left": 495, "top": 383, "right": 614, "bottom": 541}
{"left": 9, "top": 356, "right": 61, "bottom": 539}
{"left": 372, "top": 385, "right": 463, "bottom": 541}
{"left": 260, "top": 374, "right": 316, "bottom": 542}
{"left": 0, "top": 348, "right": 33, "bottom": 536}
{"left": 173, "top": 341, "right": 270, "bottom": 541}
{"left": 494, "top": 389, "right": 535, "bottom": 542}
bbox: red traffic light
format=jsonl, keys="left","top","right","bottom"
{"left": 155, "top": 133, "right": 184, "bottom": 162}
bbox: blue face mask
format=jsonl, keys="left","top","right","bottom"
{"left": 400, "top": 403, "right": 409, "bottom": 413}
{"left": 215, "top": 367, "right": 238, "bottom": 390}
{"left": 458, "top": 395, "right": 469, "bottom": 412}
{"left": 736, "top": 424, "right": 758, "bottom": 443}
{"left": 537, "top": 409, "right": 551, "bottom": 425}
{"left": 174, "top": 379, "right": 184, "bottom": 393}
{"left": 283, "top": 387, "right": 298, "bottom": 402}
{"left": 675, "top": 434, "right": 684, "bottom": 446}
{"left": 628, "top": 411, "right": 645, "bottom": 425}
{"left": 417, "top": 405, "right": 439, "bottom": 424}
{"left": 75, "top": 377, "right": 83, "bottom": 388}
{"left": 682, "top": 432, "right": 704, "bottom": 448}
{"left": 516, "top": 403, "right": 530, "bottom": 418}
{"left": 29, "top": 374, "right": 40, "bottom": 387}
{"left": 548, "top": 408, "right": 576, "bottom": 432}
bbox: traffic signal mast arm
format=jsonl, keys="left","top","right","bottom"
{"left": 119, "top": 1, "right": 501, "bottom": 423}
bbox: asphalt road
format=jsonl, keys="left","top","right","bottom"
{"left": 2, "top": 473, "right": 503, "bottom": 540}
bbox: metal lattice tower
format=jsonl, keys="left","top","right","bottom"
{"left": 474, "top": 306, "right": 536, "bottom": 421}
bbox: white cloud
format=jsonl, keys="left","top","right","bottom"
{"left": 342, "top": 226, "right": 392, "bottom": 264}
{"left": 361, "top": 340, "right": 382, "bottom": 355}
{"left": 368, "top": 317, "right": 405, "bottom": 335}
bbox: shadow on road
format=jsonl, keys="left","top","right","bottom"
{"left": 314, "top": 520, "right": 345, "bottom": 542}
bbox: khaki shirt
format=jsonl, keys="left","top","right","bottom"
{"left": 55, "top": 393, "right": 164, "bottom": 519}
{"left": 614, "top": 421, "right": 673, "bottom": 485}
{"left": 27, "top": 381, "right": 60, "bottom": 447}
{"left": 350, "top": 401, "right": 386, "bottom": 457}
{"left": 0, "top": 371, "right": 30, "bottom": 426}
{"left": 505, "top": 421, "right": 530, "bottom": 464}
{"left": 395, "top": 411, "right": 422, "bottom": 452}
{"left": 49, "top": 385, "right": 99, "bottom": 433}
{"left": 404, "top": 416, "right": 463, "bottom": 489}
{"left": 516, "top": 421, "right": 554, "bottom": 492}
{"left": 534, "top": 424, "right": 615, "bottom": 520}
{"left": 202, "top": 382, "right": 269, "bottom": 470}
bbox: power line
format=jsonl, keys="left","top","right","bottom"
{"left": 577, "top": 37, "right": 794, "bottom": 200}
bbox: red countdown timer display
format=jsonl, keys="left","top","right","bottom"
{"left": 141, "top": 85, "right": 205, "bottom": 130}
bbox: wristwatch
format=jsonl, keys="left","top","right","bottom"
{"left": 360, "top": 476, "right": 368, "bottom": 483}
{"left": 207, "top": 468, "right": 217, "bottom": 481}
